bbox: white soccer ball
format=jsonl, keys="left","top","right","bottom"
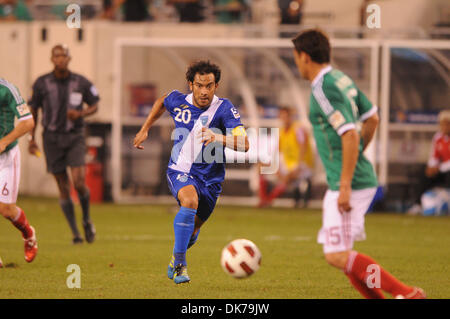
{"left": 220, "top": 238, "right": 262, "bottom": 278}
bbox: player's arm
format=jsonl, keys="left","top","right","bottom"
{"left": 201, "top": 104, "right": 249, "bottom": 152}
{"left": 339, "top": 129, "right": 360, "bottom": 213}
{"left": 0, "top": 84, "right": 35, "bottom": 153}
{"left": 360, "top": 112, "right": 379, "bottom": 151}
{"left": 82, "top": 103, "right": 98, "bottom": 117}
{"left": 67, "top": 103, "right": 98, "bottom": 120}
{"left": 201, "top": 125, "right": 249, "bottom": 152}
{"left": 0, "top": 90, "right": 35, "bottom": 153}
{"left": 28, "top": 80, "right": 43, "bottom": 156}
{"left": 357, "top": 88, "right": 379, "bottom": 151}
{"left": 133, "top": 94, "right": 167, "bottom": 150}
{"left": 27, "top": 104, "right": 43, "bottom": 157}
{"left": 0, "top": 116, "right": 35, "bottom": 153}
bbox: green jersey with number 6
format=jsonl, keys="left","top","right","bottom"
{"left": 0, "top": 79, "right": 32, "bottom": 153}
{"left": 309, "top": 66, "right": 378, "bottom": 191}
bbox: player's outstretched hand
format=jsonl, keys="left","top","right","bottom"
{"left": 133, "top": 130, "right": 148, "bottom": 150}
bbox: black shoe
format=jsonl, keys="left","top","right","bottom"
{"left": 73, "top": 237, "right": 84, "bottom": 244}
{"left": 83, "top": 221, "right": 96, "bottom": 243}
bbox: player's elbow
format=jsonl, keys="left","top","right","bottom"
{"left": 23, "top": 117, "right": 35, "bottom": 132}
{"left": 90, "top": 104, "right": 99, "bottom": 114}
{"left": 341, "top": 128, "right": 360, "bottom": 144}
{"left": 365, "top": 113, "right": 379, "bottom": 129}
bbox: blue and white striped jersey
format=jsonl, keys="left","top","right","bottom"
{"left": 164, "top": 90, "right": 244, "bottom": 185}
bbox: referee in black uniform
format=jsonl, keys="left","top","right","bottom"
{"left": 28, "top": 44, "right": 99, "bottom": 244}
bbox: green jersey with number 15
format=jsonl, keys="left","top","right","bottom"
{"left": 0, "top": 79, "right": 32, "bottom": 154}
{"left": 308, "top": 66, "right": 378, "bottom": 191}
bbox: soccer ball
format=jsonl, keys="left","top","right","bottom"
{"left": 220, "top": 239, "right": 262, "bottom": 278}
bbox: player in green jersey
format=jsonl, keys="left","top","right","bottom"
{"left": 0, "top": 78, "right": 38, "bottom": 266}
{"left": 291, "top": 29, "right": 425, "bottom": 299}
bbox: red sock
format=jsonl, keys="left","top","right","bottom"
{"left": 346, "top": 251, "right": 414, "bottom": 298}
{"left": 346, "top": 273, "right": 385, "bottom": 299}
{"left": 9, "top": 207, "right": 33, "bottom": 239}
{"left": 266, "top": 183, "right": 287, "bottom": 203}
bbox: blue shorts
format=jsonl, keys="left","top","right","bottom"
{"left": 166, "top": 168, "right": 222, "bottom": 222}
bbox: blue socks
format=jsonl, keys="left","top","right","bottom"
{"left": 187, "top": 229, "right": 200, "bottom": 249}
{"left": 173, "top": 206, "right": 196, "bottom": 266}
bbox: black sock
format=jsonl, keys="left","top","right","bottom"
{"left": 78, "top": 189, "right": 91, "bottom": 224}
{"left": 59, "top": 198, "right": 81, "bottom": 238}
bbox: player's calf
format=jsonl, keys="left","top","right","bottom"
{"left": 346, "top": 251, "right": 422, "bottom": 298}
{"left": 172, "top": 206, "right": 196, "bottom": 266}
{"left": 0, "top": 202, "right": 18, "bottom": 219}
{"left": 1, "top": 204, "right": 34, "bottom": 240}
{"left": 187, "top": 229, "right": 200, "bottom": 249}
{"left": 324, "top": 251, "right": 350, "bottom": 270}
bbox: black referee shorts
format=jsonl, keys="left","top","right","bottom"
{"left": 42, "top": 130, "right": 86, "bottom": 174}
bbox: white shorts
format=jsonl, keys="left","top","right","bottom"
{"left": 0, "top": 145, "right": 21, "bottom": 204}
{"left": 317, "top": 187, "right": 377, "bottom": 254}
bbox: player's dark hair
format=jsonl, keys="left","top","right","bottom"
{"left": 291, "top": 29, "right": 331, "bottom": 64}
{"left": 186, "top": 60, "right": 221, "bottom": 84}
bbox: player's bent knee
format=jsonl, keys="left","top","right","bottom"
{"left": 180, "top": 198, "right": 198, "bottom": 210}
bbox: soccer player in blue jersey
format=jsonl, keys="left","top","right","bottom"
{"left": 133, "top": 61, "right": 249, "bottom": 284}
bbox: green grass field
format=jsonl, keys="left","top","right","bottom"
{"left": 0, "top": 196, "right": 449, "bottom": 299}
